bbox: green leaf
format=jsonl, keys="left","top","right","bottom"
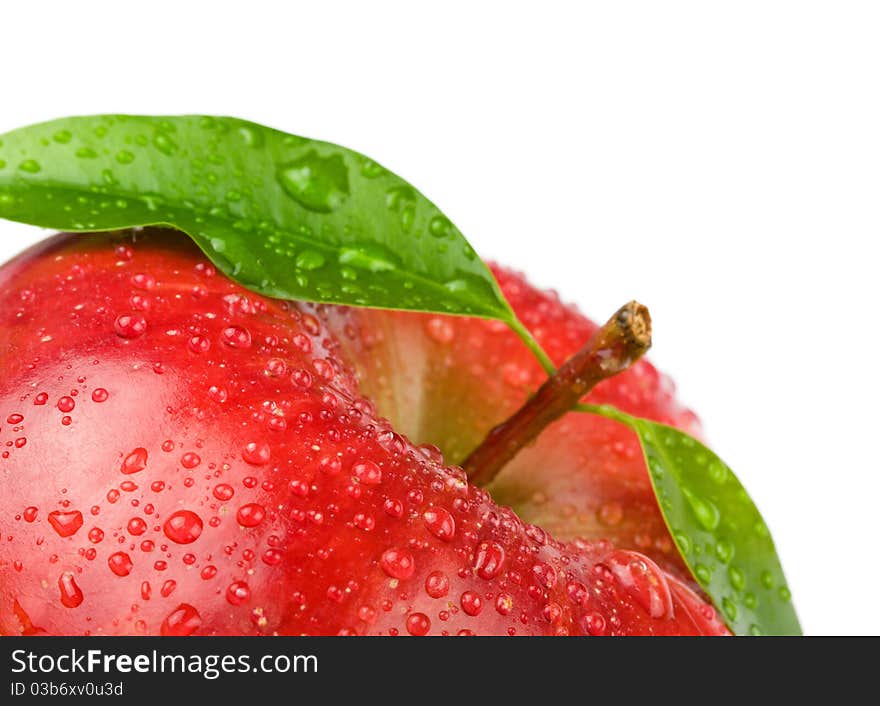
{"left": 580, "top": 404, "right": 802, "bottom": 636}
{"left": 0, "top": 114, "right": 512, "bottom": 320}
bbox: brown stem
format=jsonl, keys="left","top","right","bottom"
{"left": 463, "top": 301, "right": 652, "bottom": 486}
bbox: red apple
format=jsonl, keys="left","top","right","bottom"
{"left": 0, "top": 228, "right": 727, "bottom": 635}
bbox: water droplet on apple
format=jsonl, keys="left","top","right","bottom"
{"left": 425, "top": 571, "right": 449, "bottom": 598}
{"left": 121, "top": 447, "right": 148, "bottom": 474}
{"left": 47, "top": 510, "right": 83, "bottom": 538}
{"left": 163, "top": 510, "right": 203, "bottom": 544}
{"left": 423, "top": 508, "right": 456, "bottom": 542}
{"left": 59, "top": 572, "right": 84, "bottom": 608}
{"left": 353, "top": 460, "right": 382, "bottom": 486}
{"left": 108, "top": 551, "right": 133, "bottom": 577}
{"left": 290, "top": 369, "right": 313, "bottom": 388}
{"left": 160, "top": 604, "right": 201, "bottom": 636}
{"left": 56, "top": 396, "right": 76, "bottom": 413}
{"left": 130, "top": 272, "right": 156, "bottom": 290}
{"left": 601, "top": 550, "right": 673, "bottom": 620}
{"left": 265, "top": 358, "right": 287, "bottom": 377}
{"left": 495, "top": 593, "right": 514, "bottom": 615}
{"left": 207, "top": 385, "right": 228, "bottom": 403}
{"left": 180, "top": 452, "right": 201, "bottom": 469}
{"left": 242, "top": 441, "right": 270, "bottom": 466}
{"left": 188, "top": 335, "right": 211, "bottom": 354}
{"left": 380, "top": 548, "right": 414, "bottom": 580}
{"left": 425, "top": 317, "right": 455, "bottom": 344}
{"left": 91, "top": 388, "right": 109, "bottom": 403}
{"left": 213, "top": 483, "right": 235, "bottom": 501}
{"left": 583, "top": 612, "right": 607, "bottom": 635}
{"left": 114, "top": 313, "right": 147, "bottom": 339}
{"left": 237, "top": 503, "right": 266, "bottom": 528}
{"left": 472, "top": 541, "right": 505, "bottom": 580}
{"left": 221, "top": 325, "right": 252, "bottom": 349}
{"left": 384, "top": 497, "right": 404, "bottom": 518}
{"left": 460, "top": 591, "right": 483, "bottom": 616}
{"left": 226, "top": 581, "right": 251, "bottom": 605}
{"left": 532, "top": 562, "right": 557, "bottom": 590}
{"left": 597, "top": 501, "right": 624, "bottom": 526}
{"left": 406, "top": 612, "right": 431, "bottom": 636}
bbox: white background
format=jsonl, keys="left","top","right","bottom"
{"left": 1, "top": 1, "right": 877, "bottom": 635}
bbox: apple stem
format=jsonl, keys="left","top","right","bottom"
{"left": 463, "top": 301, "right": 652, "bottom": 486}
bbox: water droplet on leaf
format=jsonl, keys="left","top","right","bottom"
{"left": 338, "top": 243, "right": 399, "bottom": 273}
{"left": 682, "top": 488, "right": 721, "bottom": 531}
{"left": 277, "top": 151, "right": 350, "bottom": 213}
{"left": 153, "top": 132, "right": 178, "bottom": 156}
{"left": 728, "top": 565, "right": 745, "bottom": 591}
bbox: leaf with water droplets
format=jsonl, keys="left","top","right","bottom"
{"left": 0, "top": 115, "right": 513, "bottom": 320}
{"left": 581, "top": 404, "right": 802, "bottom": 636}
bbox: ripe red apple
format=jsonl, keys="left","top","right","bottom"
{"left": 0, "top": 228, "right": 727, "bottom": 635}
